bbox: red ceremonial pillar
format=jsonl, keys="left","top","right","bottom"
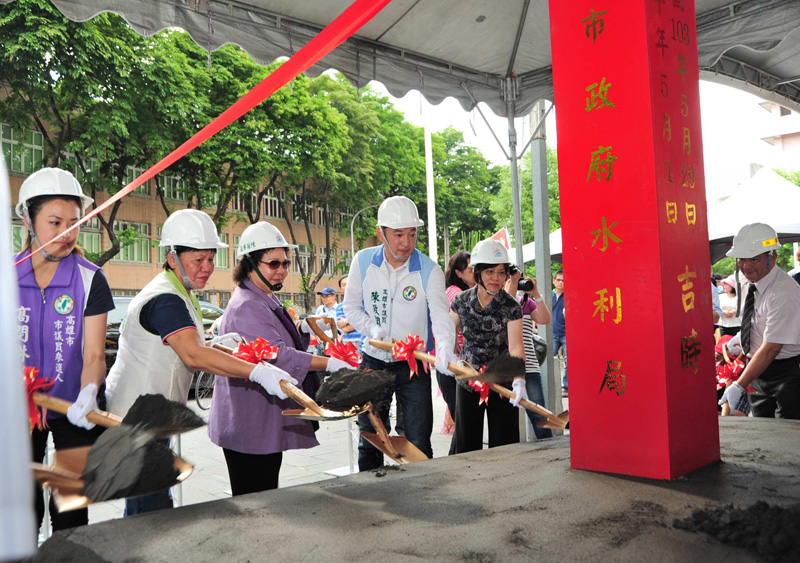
{"left": 548, "top": 0, "right": 720, "bottom": 479}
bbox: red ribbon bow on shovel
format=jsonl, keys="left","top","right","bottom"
{"left": 23, "top": 367, "right": 54, "bottom": 433}
{"left": 234, "top": 337, "right": 279, "bottom": 364}
{"left": 467, "top": 365, "right": 490, "bottom": 405}
{"left": 391, "top": 334, "right": 428, "bottom": 378}
{"left": 324, "top": 341, "right": 361, "bottom": 367}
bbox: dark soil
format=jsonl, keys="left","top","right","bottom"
{"left": 673, "top": 501, "right": 800, "bottom": 562}
{"left": 122, "top": 393, "right": 205, "bottom": 435}
{"left": 373, "top": 466, "right": 404, "bottom": 478}
{"left": 317, "top": 368, "right": 394, "bottom": 411}
{"left": 481, "top": 353, "right": 526, "bottom": 383}
{"left": 82, "top": 424, "right": 179, "bottom": 502}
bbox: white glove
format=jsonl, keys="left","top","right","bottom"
{"left": 370, "top": 325, "right": 389, "bottom": 342}
{"left": 326, "top": 357, "right": 357, "bottom": 373}
{"left": 434, "top": 349, "right": 461, "bottom": 376}
{"left": 67, "top": 383, "right": 98, "bottom": 430}
{"left": 299, "top": 318, "right": 329, "bottom": 335}
{"left": 718, "top": 381, "right": 746, "bottom": 411}
{"left": 249, "top": 362, "right": 298, "bottom": 400}
{"left": 510, "top": 378, "right": 528, "bottom": 408}
{"left": 210, "top": 332, "right": 242, "bottom": 349}
{"left": 727, "top": 334, "right": 743, "bottom": 357}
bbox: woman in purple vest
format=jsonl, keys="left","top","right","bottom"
{"left": 208, "top": 222, "right": 355, "bottom": 496}
{"left": 15, "top": 168, "right": 115, "bottom": 533}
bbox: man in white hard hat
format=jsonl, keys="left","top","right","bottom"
{"left": 105, "top": 209, "right": 297, "bottom": 514}
{"left": 343, "top": 196, "right": 457, "bottom": 470}
{"left": 719, "top": 223, "right": 800, "bottom": 419}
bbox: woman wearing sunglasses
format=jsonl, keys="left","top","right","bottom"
{"left": 208, "top": 222, "right": 355, "bottom": 496}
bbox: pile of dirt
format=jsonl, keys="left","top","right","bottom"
{"left": 82, "top": 424, "right": 179, "bottom": 502}
{"left": 317, "top": 368, "right": 394, "bottom": 411}
{"left": 122, "top": 394, "right": 205, "bottom": 435}
{"left": 673, "top": 501, "right": 800, "bottom": 561}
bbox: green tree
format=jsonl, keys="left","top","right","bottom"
{"left": 0, "top": 0, "right": 200, "bottom": 265}
{"left": 490, "top": 145, "right": 560, "bottom": 252}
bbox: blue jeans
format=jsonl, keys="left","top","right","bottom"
{"left": 525, "top": 372, "right": 553, "bottom": 440}
{"left": 124, "top": 489, "right": 173, "bottom": 516}
{"left": 124, "top": 439, "right": 174, "bottom": 516}
{"left": 357, "top": 354, "right": 433, "bottom": 470}
{"left": 554, "top": 334, "right": 567, "bottom": 389}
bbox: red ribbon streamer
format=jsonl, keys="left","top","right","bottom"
{"left": 391, "top": 334, "right": 427, "bottom": 378}
{"left": 324, "top": 341, "right": 361, "bottom": 367}
{"left": 15, "top": 0, "right": 393, "bottom": 267}
{"left": 234, "top": 338, "right": 279, "bottom": 364}
{"left": 467, "top": 380, "right": 490, "bottom": 405}
{"left": 23, "top": 367, "right": 54, "bottom": 433}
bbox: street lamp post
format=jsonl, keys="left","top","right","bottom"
{"left": 350, "top": 203, "right": 380, "bottom": 255}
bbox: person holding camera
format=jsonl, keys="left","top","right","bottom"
{"left": 506, "top": 268, "right": 553, "bottom": 439}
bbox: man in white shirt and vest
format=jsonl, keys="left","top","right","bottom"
{"left": 343, "top": 196, "right": 457, "bottom": 470}
{"left": 720, "top": 223, "right": 800, "bottom": 419}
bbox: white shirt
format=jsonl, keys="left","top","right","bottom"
{"left": 718, "top": 292, "right": 741, "bottom": 328}
{"left": 740, "top": 265, "right": 800, "bottom": 359}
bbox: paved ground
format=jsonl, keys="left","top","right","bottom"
{"left": 84, "top": 378, "right": 565, "bottom": 525}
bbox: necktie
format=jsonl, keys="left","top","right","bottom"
{"left": 740, "top": 284, "right": 756, "bottom": 355}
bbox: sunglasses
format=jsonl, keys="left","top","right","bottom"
{"left": 260, "top": 259, "right": 292, "bottom": 270}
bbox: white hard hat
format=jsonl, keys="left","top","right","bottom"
{"left": 726, "top": 223, "right": 780, "bottom": 259}
{"left": 470, "top": 238, "right": 510, "bottom": 267}
{"left": 15, "top": 167, "right": 94, "bottom": 218}
{"left": 236, "top": 221, "right": 296, "bottom": 260}
{"left": 377, "top": 196, "right": 424, "bottom": 229}
{"left": 159, "top": 209, "right": 228, "bottom": 250}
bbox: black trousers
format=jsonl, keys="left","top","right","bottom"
{"left": 222, "top": 448, "right": 283, "bottom": 496}
{"left": 436, "top": 371, "right": 457, "bottom": 455}
{"left": 453, "top": 384, "right": 519, "bottom": 454}
{"left": 31, "top": 416, "right": 105, "bottom": 532}
{"left": 749, "top": 355, "right": 800, "bottom": 419}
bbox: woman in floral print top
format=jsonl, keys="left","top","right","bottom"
{"left": 449, "top": 239, "right": 527, "bottom": 453}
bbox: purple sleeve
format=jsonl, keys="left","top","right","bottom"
{"left": 521, "top": 297, "right": 538, "bottom": 316}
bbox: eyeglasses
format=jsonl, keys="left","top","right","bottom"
{"left": 260, "top": 260, "right": 292, "bottom": 270}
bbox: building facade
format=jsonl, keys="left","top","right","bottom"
{"left": 4, "top": 125, "right": 376, "bottom": 312}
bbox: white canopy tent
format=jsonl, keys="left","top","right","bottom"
{"left": 707, "top": 166, "right": 800, "bottom": 263}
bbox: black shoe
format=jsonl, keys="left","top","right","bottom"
{"left": 562, "top": 387, "right": 568, "bottom": 398}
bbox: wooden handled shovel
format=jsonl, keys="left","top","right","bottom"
{"left": 32, "top": 393, "right": 122, "bottom": 428}
{"left": 212, "top": 342, "right": 366, "bottom": 420}
{"left": 368, "top": 339, "right": 569, "bottom": 430}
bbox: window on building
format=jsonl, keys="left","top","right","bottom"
{"left": 124, "top": 165, "right": 150, "bottom": 195}
{"left": 161, "top": 175, "right": 187, "bottom": 201}
{"left": 112, "top": 221, "right": 150, "bottom": 264}
{"left": 233, "top": 235, "right": 241, "bottom": 262}
{"left": 293, "top": 244, "right": 314, "bottom": 275}
{"left": 318, "top": 246, "right": 336, "bottom": 276}
{"left": 232, "top": 192, "right": 257, "bottom": 213}
{"left": 11, "top": 224, "right": 25, "bottom": 253}
{"left": 317, "top": 206, "right": 329, "bottom": 227}
{"left": 338, "top": 206, "right": 353, "bottom": 229}
{"left": 264, "top": 187, "right": 285, "bottom": 219}
{"left": 339, "top": 249, "right": 352, "bottom": 270}
{"left": 214, "top": 233, "right": 229, "bottom": 269}
{"left": 77, "top": 216, "right": 102, "bottom": 257}
{"left": 1, "top": 124, "right": 43, "bottom": 174}
{"left": 60, "top": 152, "right": 99, "bottom": 185}
{"left": 291, "top": 194, "right": 314, "bottom": 224}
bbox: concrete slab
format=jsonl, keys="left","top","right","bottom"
{"left": 35, "top": 418, "right": 799, "bottom": 562}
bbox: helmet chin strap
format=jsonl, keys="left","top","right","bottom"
{"left": 381, "top": 227, "right": 416, "bottom": 264}
{"left": 24, "top": 207, "right": 64, "bottom": 262}
{"left": 476, "top": 273, "right": 501, "bottom": 296}
{"left": 246, "top": 255, "right": 284, "bottom": 292}
{"left": 170, "top": 248, "right": 198, "bottom": 291}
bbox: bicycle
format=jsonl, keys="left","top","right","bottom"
{"left": 194, "top": 371, "right": 215, "bottom": 410}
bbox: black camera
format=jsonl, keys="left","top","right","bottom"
{"left": 509, "top": 265, "right": 534, "bottom": 292}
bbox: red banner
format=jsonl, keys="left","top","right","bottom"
{"left": 16, "top": 0, "right": 392, "bottom": 266}
{"left": 549, "top": 0, "right": 719, "bottom": 479}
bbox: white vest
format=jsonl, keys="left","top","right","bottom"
{"left": 105, "top": 272, "right": 203, "bottom": 417}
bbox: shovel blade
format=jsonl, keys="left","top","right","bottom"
{"left": 282, "top": 405, "right": 367, "bottom": 421}
{"left": 361, "top": 432, "right": 429, "bottom": 464}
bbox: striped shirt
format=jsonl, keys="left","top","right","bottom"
{"left": 522, "top": 316, "right": 540, "bottom": 374}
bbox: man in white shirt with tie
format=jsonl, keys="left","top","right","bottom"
{"left": 720, "top": 223, "right": 800, "bottom": 419}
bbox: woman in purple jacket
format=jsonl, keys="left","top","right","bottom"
{"left": 15, "top": 168, "right": 114, "bottom": 532}
{"left": 208, "top": 222, "right": 354, "bottom": 495}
